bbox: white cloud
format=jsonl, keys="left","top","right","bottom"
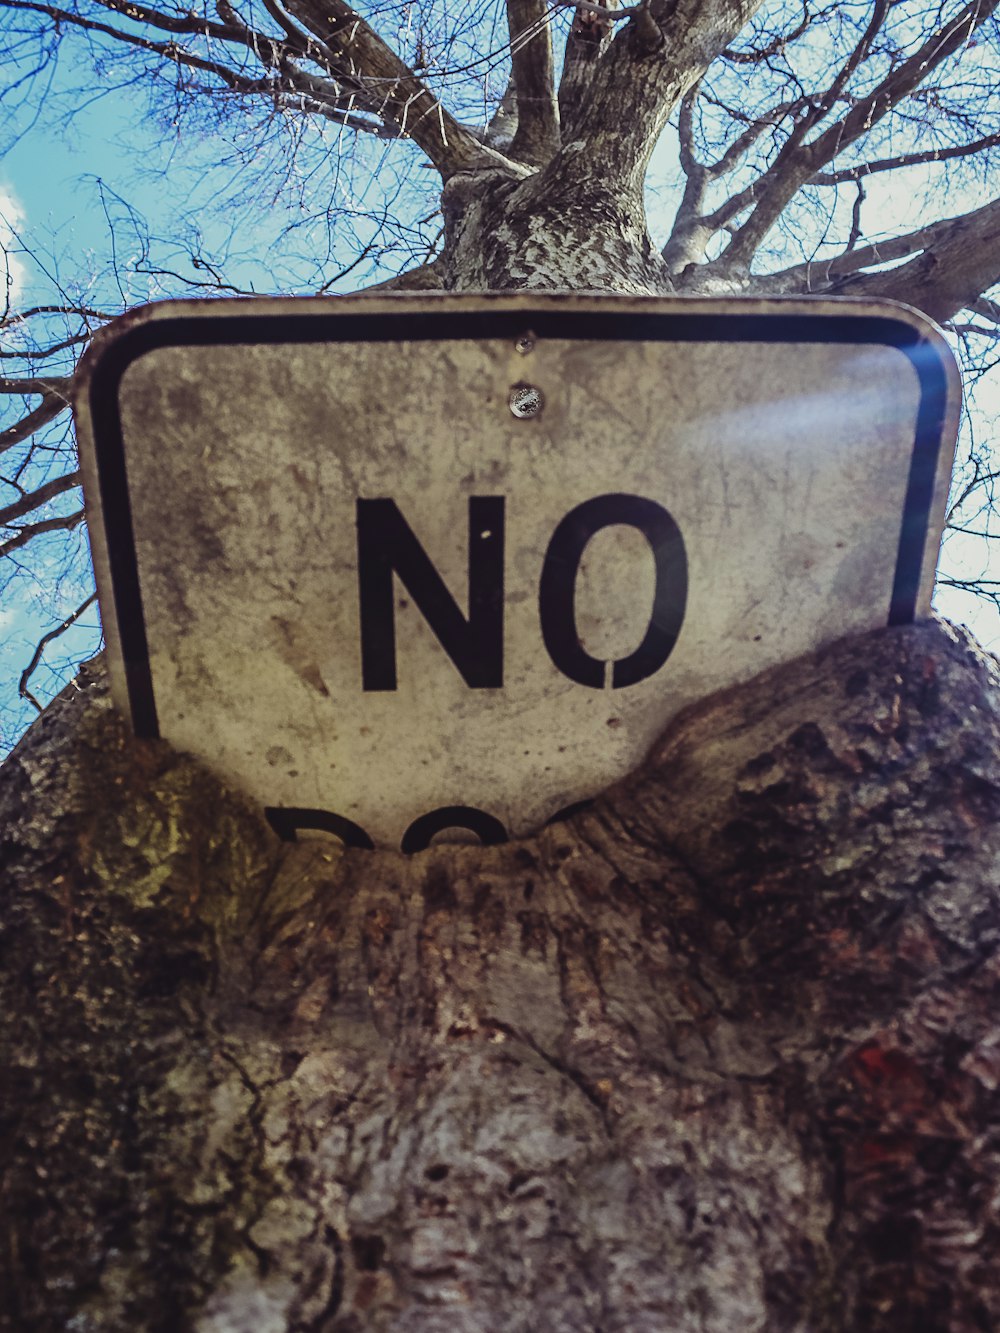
{"left": 0, "top": 184, "right": 28, "bottom": 304}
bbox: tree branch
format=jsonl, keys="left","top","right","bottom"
{"left": 0, "top": 392, "right": 70, "bottom": 456}
{"left": 0, "top": 331, "right": 91, "bottom": 360}
{"left": 3, "top": 0, "right": 330, "bottom": 105}
{"left": 845, "top": 179, "right": 865, "bottom": 254}
{"left": 358, "top": 258, "right": 445, "bottom": 292}
{"left": 710, "top": 0, "right": 1000, "bottom": 271}
{"left": 557, "top": 0, "right": 619, "bottom": 141}
{"left": 662, "top": 82, "right": 814, "bottom": 271}
{"left": 18, "top": 591, "right": 98, "bottom": 713}
{"left": 721, "top": 1, "right": 810, "bottom": 63}
{"left": 89, "top": 0, "right": 245, "bottom": 42}
{"left": 505, "top": 0, "right": 559, "bottom": 166}
{"left": 5, "top": 0, "right": 509, "bottom": 177}
{"left": 0, "top": 305, "right": 114, "bottom": 327}
{"left": 705, "top": 94, "right": 809, "bottom": 177}
{"left": 750, "top": 194, "right": 1000, "bottom": 323}
{"left": 797, "top": 0, "right": 888, "bottom": 138}
{"left": 281, "top": 0, "right": 509, "bottom": 175}
{"left": 830, "top": 194, "right": 1000, "bottom": 323}
{"left": 969, "top": 295, "right": 1000, "bottom": 325}
{"left": 0, "top": 469, "right": 81, "bottom": 527}
{"left": 751, "top": 213, "right": 964, "bottom": 292}
{"left": 0, "top": 375, "right": 72, "bottom": 395}
{"left": 662, "top": 85, "right": 714, "bottom": 271}
{"left": 552, "top": 0, "right": 768, "bottom": 200}
{"left": 811, "top": 133, "right": 1000, "bottom": 185}
{"left": 0, "top": 507, "right": 85, "bottom": 561}
{"left": 484, "top": 75, "right": 519, "bottom": 151}
{"left": 6, "top": 0, "right": 291, "bottom": 68}
{"left": 806, "top": 0, "right": 1000, "bottom": 164}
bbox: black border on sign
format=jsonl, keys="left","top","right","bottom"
{"left": 86, "top": 307, "right": 952, "bottom": 738}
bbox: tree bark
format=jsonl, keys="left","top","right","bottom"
{"left": 4, "top": 616, "right": 1000, "bottom": 1332}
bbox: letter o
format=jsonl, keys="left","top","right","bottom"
{"left": 401, "top": 805, "right": 509, "bottom": 854}
{"left": 538, "top": 493, "right": 687, "bottom": 688}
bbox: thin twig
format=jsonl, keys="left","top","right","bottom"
{"left": 18, "top": 592, "right": 98, "bottom": 713}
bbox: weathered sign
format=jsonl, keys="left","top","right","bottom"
{"left": 75, "top": 293, "right": 961, "bottom": 850}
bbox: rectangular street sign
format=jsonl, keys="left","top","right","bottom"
{"left": 74, "top": 293, "right": 961, "bottom": 851}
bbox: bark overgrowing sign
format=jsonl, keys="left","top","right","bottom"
{"left": 75, "top": 293, "right": 960, "bottom": 850}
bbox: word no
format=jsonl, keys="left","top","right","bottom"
{"left": 357, "top": 491, "right": 687, "bottom": 690}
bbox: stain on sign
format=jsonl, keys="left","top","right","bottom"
{"left": 74, "top": 293, "right": 961, "bottom": 850}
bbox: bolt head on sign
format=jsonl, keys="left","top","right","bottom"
{"left": 74, "top": 293, "right": 960, "bottom": 852}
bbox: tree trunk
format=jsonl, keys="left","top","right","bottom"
{"left": 441, "top": 168, "right": 669, "bottom": 293}
{"left": 4, "top": 615, "right": 1000, "bottom": 1332}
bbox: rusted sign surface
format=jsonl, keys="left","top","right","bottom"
{"left": 74, "top": 293, "right": 961, "bottom": 850}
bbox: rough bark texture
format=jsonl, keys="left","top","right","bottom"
{"left": 440, "top": 168, "right": 669, "bottom": 294}
{"left": 4, "top": 617, "right": 1000, "bottom": 1332}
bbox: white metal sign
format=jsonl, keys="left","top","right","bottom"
{"left": 75, "top": 293, "right": 961, "bottom": 851}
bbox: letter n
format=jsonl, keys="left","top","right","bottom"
{"left": 356, "top": 497, "right": 505, "bottom": 690}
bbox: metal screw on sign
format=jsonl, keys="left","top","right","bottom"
{"left": 508, "top": 383, "right": 544, "bottom": 419}
{"left": 515, "top": 332, "right": 535, "bottom": 355}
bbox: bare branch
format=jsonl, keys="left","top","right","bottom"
{"left": 712, "top": 0, "right": 1000, "bottom": 271}
{"left": 505, "top": 0, "right": 559, "bottom": 166}
{"left": 558, "top": 0, "right": 620, "bottom": 141}
{"left": 553, "top": 0, "right": 769, "bottom": 200}
{"left": 562, "top": 0, "right": 645, "bottom": 17}
{"left": 5, "top": 0, "right": 285, "bottom": 70}
{"left": 3, "top": 0, "right": 327, "bottom": 108}
{"left": 798, "top": 0, "right": 889, "bottom": 138}
{"left": 811, "top": 133, "right": 1000, "bottom": 185}
{"left": 830, "top": 194, "right": 1000, "bottom": 323}
{"left": 0, "top": 305, "right": 115, "bottom": 327}
{"left": 751, "top": 194, "right": 1000, "bottom": 323}
{"left": 282, "top": 0, "right": 510, "bottom": 175}
{"left": 256, "top": 0, "right": 320, "bottom": 52}
{"left": 969, "top": 296, "right": 1000, "bottom": 325}
{"left": 664, "top": 80, "right": 813, "bottom": 270}
{"left": 807, "top": 0, "right": 1000, "bottom": 162}
{"left": 663, "top": 84, "right": 714, "bottom": 272}
{"left": 721, "top": 1, "right": 810, "bottom": 63}
{"left": 86, "top": 0, "right": 244, "bottom": 42}
{"left": 265, "top": 88, "right": 394, "bottom": 137}
{"left": 0, "top": 331, "right": 91, "bottom": 360}
{"left": 358, "top": 258, "right": 445, "bottom": 292}
{"left": 751, "top": 212, "right": 965, "bottom": 292}
{"left": 676, "top": 82, "right": 702, "bottom": 179}
{"left": 0, "top": 469, "right": 81, "bottom": 527}
{"left": 845, "top": 180, "right": 865, "bottom": 254}
{"left": 0, "top": 508, "right": 85, "bottom": 561}
{"left": 948, "top": 322, "right": 1000, "bottom": 338}
{"left": 4, "top": 0, "right": 509, "bottom": 176}
{"left": 706, "top": 96, "right": 810, "bottom": 177}
{"left": 0, "top": 393, "right": 70, "bottom": 456}
{"left": 19, "top": 591, "right": 98, "bottom": 713}
{"left": 0, "top": 376, "right": 72, "bottom": 395}
{"left": 485, "top": 75, "right": 519, "bottom": 151}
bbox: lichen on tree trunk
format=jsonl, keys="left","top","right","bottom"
{"left": 3, "top": 617, "right": 1000, "bottom": 1332}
